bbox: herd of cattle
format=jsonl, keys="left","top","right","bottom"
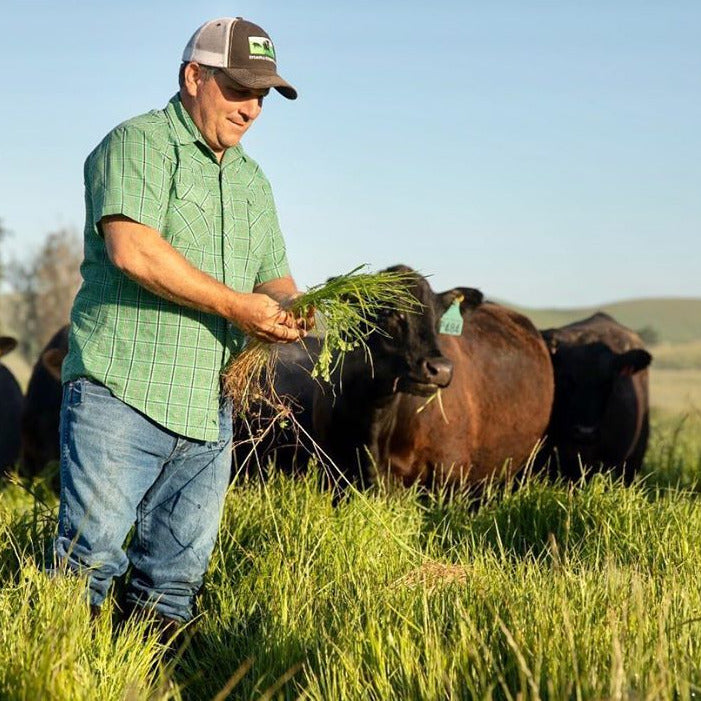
{"left": 0, "top": 266, "right": 652, "bottom": 492}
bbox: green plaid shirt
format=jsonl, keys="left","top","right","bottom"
{"left": 62, "top": 95, "right": 290, "bottom": 441}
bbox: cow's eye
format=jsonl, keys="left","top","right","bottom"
{"left": 388, "top": 310, "right": 407, "bottom": 328}
{"left": 377, "top": 309, "right": 404, "bottom": 323}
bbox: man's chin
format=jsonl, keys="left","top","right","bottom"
{"left": 224, "top": 125, "right": 247, "bottom": 146}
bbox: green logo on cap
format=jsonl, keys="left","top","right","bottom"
{"left": 249, "top": 36, "right": 275, "bottom": 60}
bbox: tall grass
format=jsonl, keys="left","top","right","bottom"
{"left": 644, "top": 411, "right": 701, "bottom": 490}
{"left": 0, "top": 483, "right": 173, "bottom": 699}
{"left": 0, "top": 416, "right": 700, "bottom": 699}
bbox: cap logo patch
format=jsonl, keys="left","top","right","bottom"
{"left": 248, "top": 36, "right": 275, "bottom": 61}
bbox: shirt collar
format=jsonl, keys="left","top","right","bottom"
{"left": 165, "top": 94, "right": 245, "bottom": 165}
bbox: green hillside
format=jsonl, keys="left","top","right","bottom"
{"left": 504, "top": 298, "right": 701, "bottom": 344}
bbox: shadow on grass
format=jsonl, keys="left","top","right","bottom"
{"left": 172, "top": 612, "right": 308, "bottom": 700}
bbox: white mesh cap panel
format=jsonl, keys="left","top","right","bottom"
{"left": 181, "top": 17, "right": 236, "bottom": 67}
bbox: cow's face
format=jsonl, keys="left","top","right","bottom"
{"left": 366, "top": 266, "right": 482, "bottom": 397}
{"left": 0, "top": 337, "right": 17, "bottom": 360}
{"left": 548, "top": 340, "right": 651, "bottom": 443}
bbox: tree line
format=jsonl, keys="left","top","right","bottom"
{"left": 0, "top": 219, "right": 82, "bottom": 364}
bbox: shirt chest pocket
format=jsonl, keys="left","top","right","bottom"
{"left": 244, "top": 196, "right": 271, "bottom": 262}
{"left": 168, "top": 171, "right": 215, "bottom": 241}
{"left": 174, "top": 170, "right": 214, "bottom": 210}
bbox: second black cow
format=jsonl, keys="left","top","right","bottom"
{"left": 541, "top": 313, "right": 652, "bottom": 483}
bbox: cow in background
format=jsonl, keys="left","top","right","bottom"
{"left": 0, "top": 337, "right": 23, "bottom": 471}
{"left": 313, "top": 266, "right": 554, "bottom": 491}
{"left": 541, "top": 313, "right": 652, "bottom": 484}
{"left": 20, "top": 326, "right": 68, "bottom": 479}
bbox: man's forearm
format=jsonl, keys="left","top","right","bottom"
{"left": 102, "top": 215, "right": 305, "bottom": 342}
{"left": 103, "top": 216, "right": 244, "bottom": 319}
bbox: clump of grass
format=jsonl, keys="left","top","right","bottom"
{"left": 222, "top": 265, "right": 421, "bottom": 411}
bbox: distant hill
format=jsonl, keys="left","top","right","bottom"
{"left": 502, "top": 298, "right": 701, "bottom": 344}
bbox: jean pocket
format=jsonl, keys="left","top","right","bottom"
{"left": 63, "top": 379, "right": 84, "bottom": 407}
{"left": 64, "top": 378, "right": 114, "bottom": 408}
{"left": 78, "top": 378, "right": 112, "bottom": 400}
{"left": 206, "top": 400, "right": 233, "bottom": 451}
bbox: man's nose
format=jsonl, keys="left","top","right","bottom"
{"left": 240, "top": 97, "right": 262, "bottom": 122}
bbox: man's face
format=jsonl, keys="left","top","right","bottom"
{"left": 182, "top": 63, "right": 269, "bottom": 158}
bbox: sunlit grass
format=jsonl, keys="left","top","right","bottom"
{"left": 0, "top": 415, "right": 699, "bottom": 699}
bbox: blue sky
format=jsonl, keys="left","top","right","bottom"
{"left": 2, "top": 1, "right": 699, "bottom": 307}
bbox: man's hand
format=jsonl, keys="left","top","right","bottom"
{"left": 252, "top": 276, "right": 315, "bottom": 339}
{"left": 284, "top": 297, "right": 316, "bottom": 333}
{"left": 232, "top": 293, "right": 307, "bottom": 343}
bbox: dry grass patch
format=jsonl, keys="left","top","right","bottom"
{"left": 392, "top": 560, "right": 469, "bottom": 590}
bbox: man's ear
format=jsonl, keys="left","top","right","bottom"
{"left": 0, "top": 336, "right": 17, "bottom": 359}
{"left": 182, "top": 62, "right": 202, "bottom": 97}
{"left": 613, "top": 348, "right": 652, "bottom": 376}
{"left": 437, "top": 287, "right": 483, "bottom": 317}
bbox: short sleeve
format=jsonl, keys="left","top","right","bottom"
{"left": 254, "top": 180, "right": 291, "bottom": 285}
{"left": 85, "top": 124, "right": 173, "bottom": 234}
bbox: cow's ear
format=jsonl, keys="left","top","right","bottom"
{"left": 0, "top": 336, "right": 17, "bottom": 359}
{"left": 384, "top": 263, "right": 414, "bottom": 276}
{"left": 41, "top": 348, "right": 67, "bottom": 382}
{"left": 613, "top": 348, "right": 652, "bottom": 376}
{"left": 438, "top": 287, "right": 483, "bottom": 317}
{"left": 541, "top": 329, "right": 558, "bottom": 355}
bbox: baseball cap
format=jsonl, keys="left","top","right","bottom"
{"left": 182, "top": 17, "right": 297, "bottom": 100}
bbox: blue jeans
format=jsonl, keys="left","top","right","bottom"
{"left": 52, "top": 378, "right": 232, "bottom": 622}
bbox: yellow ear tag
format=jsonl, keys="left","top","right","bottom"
{"left": 439, "top": 296, "right": 464, "bottom": 336}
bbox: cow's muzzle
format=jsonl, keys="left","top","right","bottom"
{"left": 571, "top": 424, "right": 600, "bottom": 444}
{"left": 421, "top": 356, "right": 453, "bottom": 387}
{"left": 398, "top": 356, "right": 454, "bottom": 395}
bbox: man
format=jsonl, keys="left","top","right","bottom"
{"left": 52, "top": 17, "right": 308, "bottom": 631}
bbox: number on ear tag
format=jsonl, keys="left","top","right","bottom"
{"left": 439, "top": 298, "right": 464, "bottom": 336}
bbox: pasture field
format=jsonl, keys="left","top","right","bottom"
{"left": 652, "top": 341, "right": 701, "bottom": 370}
{"left": 0, "top": 415, "right": 700, "bottom": 700}
{"left": 650, "top": 368, "right": 701, "bottom": 415}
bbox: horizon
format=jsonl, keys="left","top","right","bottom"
{"left": 2, "top": 1, "right": 699, "bottom": 307}
{"left": 512, "top": 293, "right": 701, "bottom": 311}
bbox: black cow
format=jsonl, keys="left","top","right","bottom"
{"left": 541, "top": 313, "right": 652, "bottom": 483}
{"left": 20, "top": 326, "right": 68, "bottom": 479}
{"left": 312, "top": 266, "right": 555, "bottom": 490}
{"left": 0, "top": 336, "right": 23, "bottom": 471}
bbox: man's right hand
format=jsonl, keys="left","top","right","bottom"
{"left": 231, "top": 293, "right": 307, "bottom": 344}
